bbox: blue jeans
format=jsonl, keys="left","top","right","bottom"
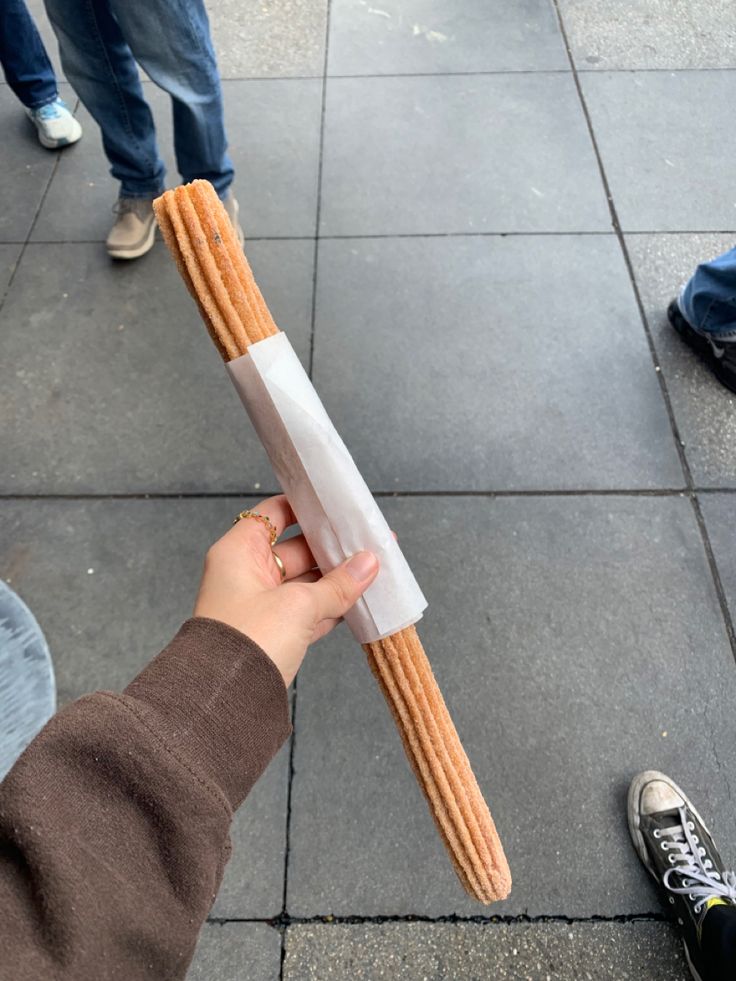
{"left": 0, "top": 0, "right": 58, "bottom": 108}
{"left": 43, "top": 0, "right": 234, "bottom": 198}
{"left": 680, "top": 246, "right": 736, "bottom": 341}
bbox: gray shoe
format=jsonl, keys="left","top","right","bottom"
{"left": 106, "top": 197, "right": 157, "bottom": 260}
{"left": 222, "top": 190, "right": 244, "bottom": 247}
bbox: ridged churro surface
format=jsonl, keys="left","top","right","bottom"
{"left": 153, "top": 180, "right": 511, "bottom": 904}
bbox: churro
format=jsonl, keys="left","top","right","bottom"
{"left": 153, "top": 180, "right": 511, "bottom": 904}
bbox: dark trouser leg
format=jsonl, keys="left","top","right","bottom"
{"left": 43, "top": 0, "right": 165, "bottom": 196}
{"left": 699, "top": 904, "right": 736, "bottom": 980}
{"left": 0, "top": 0, "right": 57, "bottom": 108}
{"left": 107, "top": 0, "right": 233, "bottom": 197}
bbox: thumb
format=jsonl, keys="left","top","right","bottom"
{"left": 310, "top": 551, "right": 379, "bottom": 622}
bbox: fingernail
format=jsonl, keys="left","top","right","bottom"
{"left": 346, "top": 551, "right": 378, "bottom": 581}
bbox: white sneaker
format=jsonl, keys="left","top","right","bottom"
{"left": 27, "top": 97, "right": 82, "bottom": 150}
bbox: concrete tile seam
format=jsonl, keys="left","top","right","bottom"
{"left": 14, "top": 232, "right": 736, "bottom": 243}
{"left": 551, "top": 3, "right": 688, "bottom": 480}
{"left": 688, "top": 494, "right": 736, "bottom": 662}
{"left": 552, "top": 0, "right": 736, "bottom": 667}
{"left": 0, "top": 489, "right": 709, "bottom": 502}
{"left": 279, "top": 689, "right": 298, "bottom": 979}
{"left": 282, "top": 12, "right": 332, "bottom": 981}
{"left": 0, "top": 136, "right": 66, "bottom": 319}
{"left": 5, "top": 68, "right": 736, "bottom": 86}
{"left": 208, "top": 913, "right": 671, "bottom": 927}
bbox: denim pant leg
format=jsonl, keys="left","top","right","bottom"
{"left": 0, "top": 0, "right": 57, "bottom": 108}
{"left": 680, "top": 245, "right": 736, "bottom": 340}
{"left": 43, "top": 0, "right": 165, "bottom": 197}
{"left": 108, "top": 0, "right": 234, "bottom": 198}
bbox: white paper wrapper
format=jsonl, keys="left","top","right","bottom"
{"left": 226, "top": 332, "right": 427, "bottom": 644}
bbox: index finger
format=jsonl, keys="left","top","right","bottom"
{"left": 230, "top": 494, "right": 297, "bottom": 544}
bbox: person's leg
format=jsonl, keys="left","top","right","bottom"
{"left": 667, "top": 245, "right": 736, "bottom": 394}
{"left": 106, "top": 0, "right": 234, "bottom": 198}
{"left": 0, "top": 0, "right": 57, "bottom": 108}
{"left": 679, "top": 247, "right": 736, "bottom": 340}
{"left": 43, "top": 0, "right": 165, "bottom": 197}
{"left": 700, "top": 903, "right": 736, "bottom": 980}
{"left": 628, "top": 772, "right": 736, "bottom": 981}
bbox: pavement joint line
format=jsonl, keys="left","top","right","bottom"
{"left": 15, "top": 231, "right": 736, "bottom": 248}
{"left": 305, "top": 1, "right": 331, "bottom": 380}
{"left": 214, "top": 67, "right": 736, "bottom": 81}
{"left": 208, "top": 911, "right": 671, "bottom": 928}
{"left": 279, "top": 9, "right": 331, "bottom": 979}
{"left": 5, "top": 67, "right": 736, "bottom": 89}
{"left": 553, "top": 0, "right": 736, "bottom": 667}
{"left": 4, "top": 488, "right": 730, "bottom": 501}
{"left": 279, "top": 687, "right": 298, "bottom": 980}
{"left": 0, "top": 96, "right": 76, "bottom": 316}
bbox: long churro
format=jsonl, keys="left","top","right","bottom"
{"left": 153, "top": 180, "right": 511, "bottom": 905}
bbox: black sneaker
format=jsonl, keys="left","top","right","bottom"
{"left": 668, "top": 299, "right": 736, "bottom": 394}
{"left": 628, "top": 771, "right": 736, "bottom": 981}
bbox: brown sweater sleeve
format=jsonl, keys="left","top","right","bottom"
{"left": 0, "top": 617, "right": 292, "bottom": 981}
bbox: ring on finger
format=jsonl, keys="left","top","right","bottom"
{"left": 272, "top": 550, "right": 287, "bottom": 583}
{"left": 232, "top": 509, "right": 278, "bottom": 546}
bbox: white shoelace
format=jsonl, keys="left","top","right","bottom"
{"left": 656, "top": 806, "right": 736, "bottom": 914}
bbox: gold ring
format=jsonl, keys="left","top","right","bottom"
{"left": 232, "top": 509, "right": 278, "bottom": 546}
{"left": 272, "top": 550, "right": 286, "bottom": 582}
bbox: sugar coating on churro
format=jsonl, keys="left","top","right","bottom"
{"left": 364, "top": 626, "right": 511, "bottom": 903}
{"left": 153, "top": 180, "right": 511, "bottom": 905}
{"left": 153, "top": 180, "right": 277, "bottom": 361}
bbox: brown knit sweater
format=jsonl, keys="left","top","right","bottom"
{"left": 0, "top": 617, "right": 292, "bottom": 981}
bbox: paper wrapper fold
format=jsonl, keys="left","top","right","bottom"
{"left": 227, "top": 333, "right": 427, "bottom": 644}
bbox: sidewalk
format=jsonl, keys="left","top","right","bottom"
{"left": 2, "top": 1, "right": 736, "bottom": 978}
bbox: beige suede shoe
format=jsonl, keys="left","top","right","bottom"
{"left": 106, "top": 197, "right": 157, "bottom": 260}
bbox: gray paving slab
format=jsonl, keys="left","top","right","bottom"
{"left": 625, "top": 233, "right": 736, "bottom": 487}
{"left": 0, "top": 84, "right": 65, "bottom": 242}
{"left": 208, "top": 0, "right": 326, "bottom": 78}
{"left": 188, "top": 922, "right": 281, "bottom": 981}
{"left": 701, "top": 494, "right": 736, "bottom": 625}
{"left": 327, "top": 0, "right": 567, "bottom": 75}
{"left": 559, "top": 0, "right": 736, "bottom": 70}
{"left": 319, "top": 74, "right": 610, "bottom": 235}
{"left": 312, "top": 235, "right": 683, "bottom": 491}
{"left": 0, "top": 244, "right": 22, "bottom": 297}
{"left": 0, "top": 497, "right": 290, "bottom": 915}
{"left": 0, "top": 497, "right": 260, "bottom": 701}
{"left": 214, "top": 744, "right": 289, "bottom": 918}
{"left": 33, "top": 79, "right": 322, "bottom": 241}
{"left": 0, "top": 239, "right": 312, "bottom": 494}
{"left": 581, "top": 71, "right": 736, "bottom": 232}
{"left": 283, "top": 921, "right": 688, "bottom": 980}
{"left": 288, "top": 495, "right": 736, "bottom": 916}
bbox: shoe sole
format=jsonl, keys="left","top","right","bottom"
{"left": 107, "top": 220, "right": 157, "bottom": 261}
{"left": 37, "top": 118, "right": 83, "bottom": 150}
{"left": 668, "top": 300, "right": 736, "bottom": 395}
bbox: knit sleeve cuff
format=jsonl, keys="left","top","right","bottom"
{"left": 123, "top": 617, "right": 292, "bottom": 809}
